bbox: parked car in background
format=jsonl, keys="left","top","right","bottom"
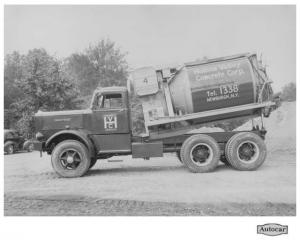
{"left": 4, "top": 129, "right": 34, "bottom": 154}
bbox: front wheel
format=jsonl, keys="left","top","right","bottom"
{"left": 6, "top": 144, "right": 14, "bottom": 154}
{"left": 225, "top": 132, "right": 267, "bottom": 171}
{"left": 51, "top": 140, "right": 91, "bottom": 178}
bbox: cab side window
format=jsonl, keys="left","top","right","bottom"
{"left": 6, "top": 132, "right": 13, "bottom": 139}
{"left": 95, "top": 94, "right": 123, "bottom": 109}
{"left": 12, "top": 131, "right": 19, "bottom": 138}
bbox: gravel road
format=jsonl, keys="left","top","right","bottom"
{"left": 4, "top": 149, "right": 296, "bottom": 216}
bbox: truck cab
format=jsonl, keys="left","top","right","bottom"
{"left": 88, "top": 87, "right": 132, "bottom": 155}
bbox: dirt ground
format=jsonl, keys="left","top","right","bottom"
{"left": 4, "top": 102, "right": 296, "bottom": 216}
{"left": 4, "top": 150, "right": 296, "bottom": 216}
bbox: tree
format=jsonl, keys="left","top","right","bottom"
{"left": 9, "top": 49, "right": 82, "bottom": 135}
{"left": 65, "top": 38, "right": 128, "bottom": 96}
{"left": 280, "top": 82, "right": 296, "bottom": 102}
{"left": 4, "top": 51, "right": 25, "bottom": 109}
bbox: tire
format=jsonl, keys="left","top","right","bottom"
{"left": 27, "top": 143, "right": 34, "bottom": 152}
{"left": 6, "top": 144, "right": 14, "bottom": 155}
{"left": 180, "top": 134, "right": 220, "bottom": 173}
{"left": 89, "top": 158, "right": 97, "bottom": 169}
{"left": 176, "top": 151, "right": 183, "bottom": 163}
{"left": 51, "top": 140, "right": 91, "bottom": 178}
{"left": 225, "top": 132, "right": 267, "bottom": 171}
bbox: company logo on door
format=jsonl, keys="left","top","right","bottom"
{"left": 104, "top": 115, "right": 118, "bottom": 130}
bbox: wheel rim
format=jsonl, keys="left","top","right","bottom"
{"left": 237, "top": 141, "right": 260, "bottom": 163}
{"left": 190, "top": 143, "right": 213, "bottom": 166}
{"left": 59, "top": 148, "right": 82, "bottom": 170}
{"left": 7, "top": 145, "right": 14, "bottom": 154}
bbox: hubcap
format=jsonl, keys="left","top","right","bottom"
{"left": 67, "top": 155, "right": 74, "bottom": 163}
{"left": 190, "top": 143, "right": 213, "bottom": 166}
{"left": 59, "top": 149, "right": 82, "bottom": 170}
{"left": 8, "top": 145, "right": 13, "bottom": 154}
{"left": 237, "top": 141, "right": 259, "bottom": 162}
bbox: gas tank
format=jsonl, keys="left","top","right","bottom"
{"left": 169, "top": 56, "right": 257, "bottom": 114}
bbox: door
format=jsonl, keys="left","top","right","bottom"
{"left": 90, "top": 91, "right": 131, "bottom": 154}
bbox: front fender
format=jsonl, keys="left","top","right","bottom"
{"left": 4, "top": 141, "right": 16, "bottom": 150}
{"left": 45, "top": 130, "right": 96, "bottom": 158}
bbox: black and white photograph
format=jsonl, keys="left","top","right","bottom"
{"left": 1, "top": 2, "right": 298, "bottom": 240}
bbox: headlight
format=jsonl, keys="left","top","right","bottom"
{"left": 35, "top": 132, "right": 44, "bottom": 141}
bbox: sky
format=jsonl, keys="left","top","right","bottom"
{"left": 4, "top": 5, "right": 296, "bottom": 91}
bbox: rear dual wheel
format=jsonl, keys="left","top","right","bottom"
{"left": 180, "top": 134, "right": 220, "bottom": 173}
{"left": 225, "top": 132, "right": 267, "bottom": 171}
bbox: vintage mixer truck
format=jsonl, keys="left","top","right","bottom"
{"left": 34, "top": 53, "right": 275, "bottom": 177}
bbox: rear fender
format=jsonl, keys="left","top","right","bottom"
{"left": 23, "top": 140, "right": 33, "bottom": 150}
{"left": 45, "top": 130, "right": 96, "bottom": 158}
